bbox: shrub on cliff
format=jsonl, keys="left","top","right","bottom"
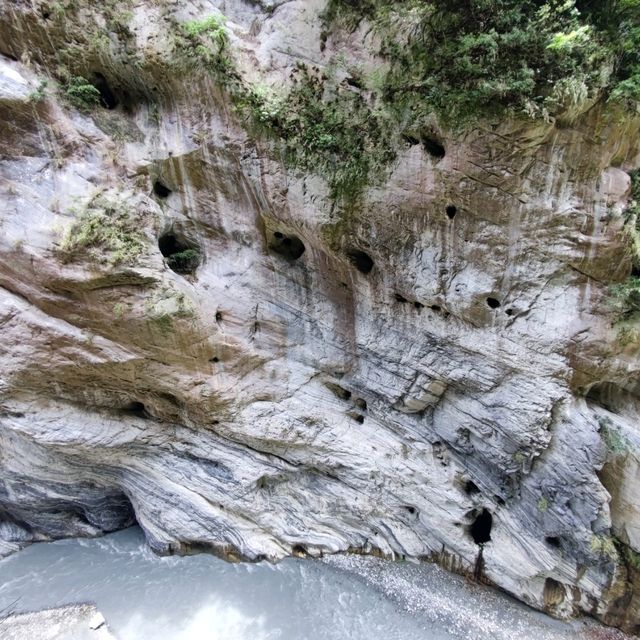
{"left": 324, "top": 0, "right": 639, "bottom": 122}
{"left": 59, "top": 196, "right": 146, "bottom": 266}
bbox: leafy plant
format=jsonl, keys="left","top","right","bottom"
{"left": 322, "top": 0, "right": 635, "bottom": 123}
{"left": 28, "top": 80, "right": 48, "bottom": 103}
{"left": 64, "top": 76, "right": 102, "bottom": 110}
{"left": 538, "top": 496, "right": 549, "bottom": 512}
{"left": 609, "top": 277, "right": 640, "bottom": 321}
{"left": 237, "top": 65, "right": 396, "bottom": 199}
{"left": 59, "top": 195, "right": 146, "bottom": 265}
{"left": 621, "top": 542, "right": 640, "bottom": 570}
{"left": 174, "top": 14, "right": 233, "bottom": 79}
{"left": 166, "top": 249, "right": 201, "bottom": 273}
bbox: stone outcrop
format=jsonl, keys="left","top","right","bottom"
{"left": 1, "top": 0, "right": 640, "bottom": 634}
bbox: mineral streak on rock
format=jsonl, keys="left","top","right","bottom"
{"left": 1, "top": 0, "right": 640, "bottom": 634}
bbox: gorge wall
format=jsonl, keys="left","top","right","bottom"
{"left": 2, "top": 0, "right": 640, "bottom": 634}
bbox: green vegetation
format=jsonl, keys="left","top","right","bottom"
{"left": 60, "top": 195, "right": 146, "bottom": 266}
{"left": 64, "top": 76, "right": 102, "bottom": 110}
{"left": 145, "top": 288, "right": 195, "bottom": 335}
{"left": 610, "top": 170, "right": 640, "bottom": 329}
{"left": 590, "top": 534, "right": 619, "bottom": 560}
{"left": 610, "top": 277, "right": 640, "bottom": 321}
{"left": 599, "top": 417, "right": 633, "bottom": 456}
{"left": 28, "top": 80, "right": 48, "bottom": 104}
{"left": 620, "top": 542, "right": 640, "bottom": 570}
{"left": 576, "top": 0, "right": 640, "bottom": 105}
{"left": 113, "top": 303, "right": 126, "bottom": 319}
{"left": 166, "top": 248, "right": 201, "bottom": 273}
{"left": 173, "top": 14, "right": 233, "bottom": 80}
{"left": 537, "top": 496, "right": 549, "bottom": 512}
{"left": 28, "top": 1, "right": 640, "bottom": 203}
{"left": 323, "top": 0, "right": 640, "bottom": 123}
{"left": 238, "top": 66, "right": 396, "bottom": 199}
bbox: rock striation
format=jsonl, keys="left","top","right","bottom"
{"left": 1, "top": 0, "right": 640, "bottom": 633}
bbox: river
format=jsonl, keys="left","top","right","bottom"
{"left": 0, "top": 527, "right": 617, "bottom": 639}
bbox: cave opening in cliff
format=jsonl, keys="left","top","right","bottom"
{"left": 124, "top": 401, "right": 147, "bottom": 417}
{"left": 403, "top": 133, "right": 445, "bottom": 159}
{"left": 423, "top": 137, "right": 446, "bottom": 159}
{"left": 158, "top": 232, "right": 201, "bottom": 274}
{"left": 270, "top": 232, "right": 306, "bottom": 261}
{"left": 486, "top": 297, "right": 501, "bottom": 309}
{"left": 546, "top": 536, "right": 561, "bottom": 548}
{"left": 346, "top": 249, "right": 374, "bottom": 274}
{"left": 446, "top": 205, "right": 457, "bottom": 220}
{"left": 91, "top": 72, "right": 118, "bottom": 109}
{"left": 470, "top": 508, "right": 493, "bottom": 544}
{"left": 465, "top": 479, "right": 481, "bottom": 495}
{"left": 153, "top": 180, "right": 172, "bottom": 198}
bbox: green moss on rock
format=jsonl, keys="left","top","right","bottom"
{"left": 59, "top": 195, "right": 147, "bottom": 266}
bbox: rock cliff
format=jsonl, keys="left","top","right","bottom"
{"left": 2, "top": 0, "right": 640, "bottom": 634}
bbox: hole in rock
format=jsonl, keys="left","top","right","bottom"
{"left": 446, "top": 205, "right": 457, "bottom": 220}
{"left": 546, "top": 536, "right": 561, "bottom": 548}
{"left": 270, "top": 232, "right": 305, "bottom": 261}
{"left": 495, "top": 496, "right": 506, "bottom": 506}
{"left": 486, "top": 297, "right": 501, "bottom": 309}
{"left": 1, "top": 51, "right": 18, "bottom": 61}
{"left": 216, "top": 311, "right": 223, "bottom": 323}
{"left": 292, "top": 544, "right": 307, "bottom": 556}
{"left": 210, "top": 356, "right": 219, "bottom": 363}
{"left": 543, "top": 578, "right": 565, "bottom": 609}
{"left": 395, "top": 293, "right": 408, "bottom": 303}
{"left": 355, "top": 398, "right": 367, "bottom": 411}
{"left": 158, "top": 232, "right": 201, "bottom": 274}
{"left": 505, "top": 308, "right": 514, "bottom": 317}
{"left": 586, "top": 380, "right": 640, "bottom": 415}
{"left": 470, "top": 508, "right": 493, "bottom": 545}
{"left": 124, "top": 401, "right": 147, "bottom": 418}
{"left": 430, "top": 304, "right": 442, "bottom": 313}
{"left": 352, "top": 413, "right": 365, "bottom": 424}
{"left": 403, "top": 506, "right": 417, "bottom": 515}
{"left": 465, "top": 480, "right": 481, "bottom": 495}
{"left": 423, "top": 137, "right": 446, "bottom": 159}
{"left": 346, "top": 249, "right": 374, "bottom": 274}
{"left": 402, "top": 133, "right": 445, "bottom": 159}
{"left": 414, "top": 301, "right": 424, "bottom": 310}
{"left": 402, "top": 133, "right": 420, "bottom": 146}
{"left": 632, "top": 265, "right": 640, "bottom": 277}
{"left": 91, "top": 72, "right": 118, "bottom": 109}
{"left": 153, "top": 180, "right": 172, "bottom": 198}
{"left": 325, "top": 382, "right": 351, "bottom": 401}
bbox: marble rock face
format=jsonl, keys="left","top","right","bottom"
{"left": 1, "top": 0, "right": 640, "bottom": 633}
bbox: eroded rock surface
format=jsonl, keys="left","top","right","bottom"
{"left": 1, "top": 0, "right": 640, "bottom": 634}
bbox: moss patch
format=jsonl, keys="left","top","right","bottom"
{"left": 59, "top": 195, "right": 147, "bottom": 266}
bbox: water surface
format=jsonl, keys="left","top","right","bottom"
{"left": 0, "top": 527, "right": 609, "bottom": 639}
